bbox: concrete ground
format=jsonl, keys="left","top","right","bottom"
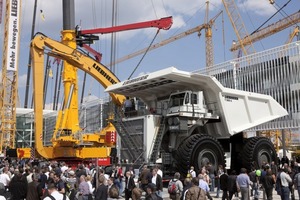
{"left": 120, "top": 187, "right": 299, "bottom": 199}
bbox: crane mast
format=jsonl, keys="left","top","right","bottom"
{"left": 205, "top": 1, "right": 214, "bottom": 68}
{"left": 222, "top": 0, "right": 255, "bottom": 56}
{"left": 0, "top": 0, "right": 21, "bottom": 153}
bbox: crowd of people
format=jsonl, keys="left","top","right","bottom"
{"left": 0, "top": 155, "right": 300, "bottom": 200}
{"left": 170, "top": 157, "right": 300, "bottom": 200}
{"left": 0, "top": 158, "right": 166, "bottom": 200}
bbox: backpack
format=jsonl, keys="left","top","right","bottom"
{"left": 168, "top": 179, "right": 178, "bottom": 194}
{"left": 275, "top": 172, "right": 282, "bottom": 195}
{"left": 187, "top": 170, "right": 193, "bottom": 178}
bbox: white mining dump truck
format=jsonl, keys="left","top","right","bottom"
{"left": 106, "top": 67, "right": 287, "bottom": 175}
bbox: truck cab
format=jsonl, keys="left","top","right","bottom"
{"left": 168, "top": 91, "right": 205, "bottom": 115}
{"left": 167, "top": 90, "right": 218, "bottom": 119}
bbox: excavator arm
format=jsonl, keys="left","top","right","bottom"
{"left": 30, "top": 33, "right": 125, "bottom": 159}
{"left": 80, "top": 16, "right": 172, "bottom": 34}
{"left": 76, "top": 16, "right": 173, "bottom": 45}
{"left": 32, "top": 33, "right": 125, "bottom": 105}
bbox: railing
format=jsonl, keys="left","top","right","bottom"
{"left": 194, "top": 41, "right": 300, "bottom": 131}
{"left": 112, "top": 108, "right": 146, "bottom": 164}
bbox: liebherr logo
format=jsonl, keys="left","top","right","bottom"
{"left": 11, "top": 0, "right": 18, "bottom": 17}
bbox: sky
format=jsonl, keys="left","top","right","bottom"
{"left": 0, "top": 0, "right": 299, "bottom": 109}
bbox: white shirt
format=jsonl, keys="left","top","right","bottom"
{"left": 43, "top": 191, "right": 70, "bottom": 200}
{"left": 45, "top": 171, "right": 50, "bottom": 179}
{"left": 280, "top": 171, "right": 292, "bottom": 187}
{"left": 157, "top": 169, "right": 163, "bottom": 178}
{"left": 85, "top": 167, "right": 90, "bottom": 175}
{"left": 87, "top": 181, "right": 95, "bottom": 194}
{"left": 27, "top": 173, "right": 33, "bottom": 183}
{"left": 199, "top": 179, "right": 210, "bottom": 192}
{"left": 152, "top": 175, "right": 157, "bottom": 185}
{"left": 0, "top": 173, "right": 10, "bottom": 186}
{"left": 190, "top": 170, "right": 196, "bottom": 178}
{"left": 61, "top": 166, "right": 68, "bottom": 173}
{"left": 0, "top": 195, "right": 5, "bottom": 200}
{"left": 104, "top": 174, "right": 110, "bottom": 181}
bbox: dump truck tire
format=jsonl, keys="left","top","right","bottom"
{"left": 242, "top": 137, "right": 277, "bottom": 170}
{"left": 176, "top": 134, "right": 225, "bottom": 175}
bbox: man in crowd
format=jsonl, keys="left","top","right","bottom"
{"left": 236, "top": 168, "right": 252, "bottom": 200}
{"left": 138, "top": 165, "right": 151, "bottom": 192}
{"left": 44, "top": 182, "right": 70, "bottom": 200}
{"left": 78, "top": 175, "right": 90, "bottom": 200}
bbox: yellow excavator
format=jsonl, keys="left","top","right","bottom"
{"left": 30, "top": 32, "right": 125, "bottom": 159}
{"left": 29, "top": 15, "right": 173, "bottom": 160}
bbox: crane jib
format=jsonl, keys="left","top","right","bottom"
{"left": 92, "top": 63, "right": 117, "bottom": 85}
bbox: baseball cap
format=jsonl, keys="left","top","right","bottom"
{"left": 69, "top": 170, "right": 75, "bottom": 176}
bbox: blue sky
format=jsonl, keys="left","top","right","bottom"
{"left": 0, "top": 0, "right": 299, "bottom": 108}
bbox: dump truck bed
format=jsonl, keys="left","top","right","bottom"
{"left": 106, "top": 67, "right": 287, "bottom": 135}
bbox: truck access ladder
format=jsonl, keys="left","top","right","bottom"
{"left": 112, "top": 110, "right": 145, "bottom": 163}
{"left": 149, "top": 117, "right": 165, "bottom": 163}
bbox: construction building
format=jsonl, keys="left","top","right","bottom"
{"left": 15, "top": 97, "right": 110, "bottom": 149}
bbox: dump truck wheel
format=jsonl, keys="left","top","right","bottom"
{"left": 176, "top": 134, "right": 225, "bottom": 175}
{"left": 242, "top": 137, "right": 277, "bottom": 170}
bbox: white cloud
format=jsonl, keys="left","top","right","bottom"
{"left": 18, "top": 73, "right": 27, "bottom": 88}
{"left": 238, "top": 0, "right": 276, "bottom": 16}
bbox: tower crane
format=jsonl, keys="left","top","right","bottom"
{"left": 222, "top": 0, "right": 256, "bottom": 56}
{"left": 107, "top": 10, "right": 222, "bottom": 69}
{"left": 286, "top": 25, "right": 299, "bottom": 44}
{"left": 231, "top": 11, "right": 300, "bottom": 52}
{"left": 0, "top": 0, "right": 21, "bottom": 154}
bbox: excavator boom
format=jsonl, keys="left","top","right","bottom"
{"left": 30, "top": 33, "right": 125, "bottom": 159}
{"left": 79, "top": 16, "right": 173, "bottom": 35}
{"left": 76, "top": 16, "right": 173, "bottom": 46}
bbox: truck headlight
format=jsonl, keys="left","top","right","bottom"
{"left": 168, "top": 117, "right": 180, "bottom": 125}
